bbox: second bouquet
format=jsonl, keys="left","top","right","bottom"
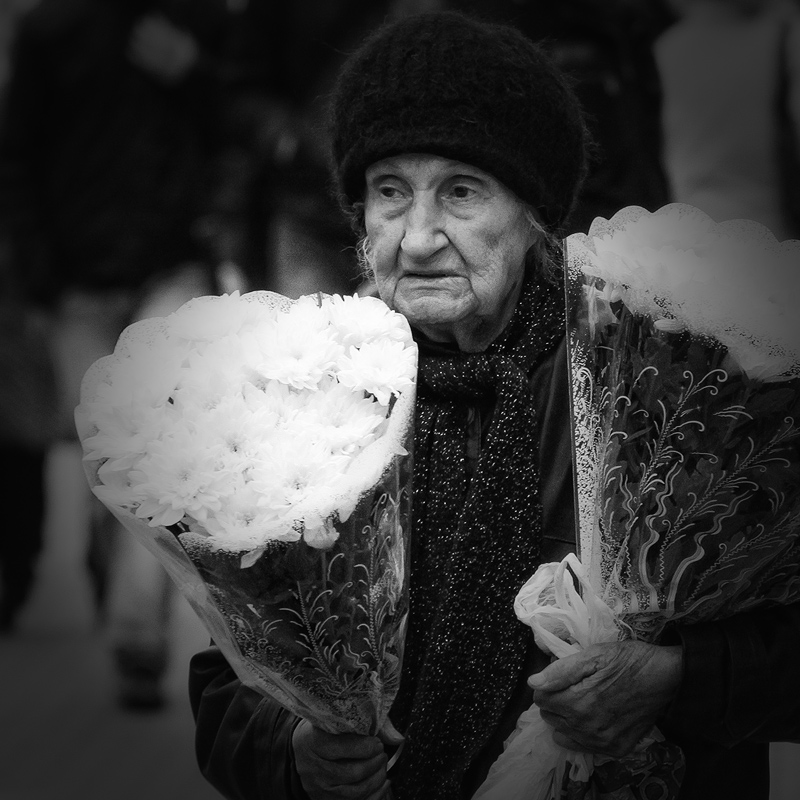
{"left": 75, "top": 290, "right": 417, "bottom": 735}
{"left": 475, "top": 203, "right": 800, "bottom": 800}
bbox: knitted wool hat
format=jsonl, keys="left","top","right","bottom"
{"left": 328, "top": 11, "right": 589, "bottom": 232}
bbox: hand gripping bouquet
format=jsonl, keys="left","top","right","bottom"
{"left": 475, "top": 204, "right": 800, "bottom": 799}
{"left": 75, "top": 290, "right": 417, "bottom": 736}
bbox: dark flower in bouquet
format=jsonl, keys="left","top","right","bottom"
{"left": 75, "top": 290, "right": 417, "bottom": 735}
{"left": 475, "top": 204, "right": 800, "bottom": 799}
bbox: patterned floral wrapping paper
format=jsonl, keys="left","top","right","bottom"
{"left": 565, "top": 204, "right": 800, "bottom": 640}
{"left": 476, "top": 203, "right": 800, "bottom": 800}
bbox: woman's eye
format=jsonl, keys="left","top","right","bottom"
{"left": 379, "top": 184, "right": 404, "bottom": 200}
{"left": 448, "top": 184, "right": 477, "bottom": 201}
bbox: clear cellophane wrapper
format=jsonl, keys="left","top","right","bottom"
{"left": 565, "top": 206, "right": 800, "bottom": 639}
{"left": 75, "top": 290, "right": 416, "bottom": 736}
{"left": 473, "top": 556, "right": 684, "bottom": 800}
{"left": 477, "top": 204, "right": 800, "bottom": 799}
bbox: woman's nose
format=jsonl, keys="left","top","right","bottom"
{"left": 400, "top": 196, "right": 447, "bottom": 261}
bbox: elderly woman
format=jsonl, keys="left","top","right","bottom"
{"left": 189, "top": 11, "right": 800, "bottom": 800}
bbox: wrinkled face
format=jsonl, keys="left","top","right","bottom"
{"left": 363, "top": 153, "right": 537, "bottom": 352}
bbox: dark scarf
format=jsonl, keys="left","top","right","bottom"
{"left": 390, "top": 269, "right": 565, "bottom": 799}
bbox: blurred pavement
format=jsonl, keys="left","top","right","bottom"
{"left": 0, "top": 442, "right": 221, "bottom": 800}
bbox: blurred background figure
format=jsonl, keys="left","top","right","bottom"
{"left": 0, "top": 0, "right": 242, "bottom": 708}
{"left": 219, "top": 0, "right": 405, "bottom": 299}
{"left": 655, "top": 0, "right": 800, "bottom": 238}
{"left": 0, "top": 200, "right": 57, "bottom": 633}
{"left": 0, "top": 0, "right": 57, "bottom": 634}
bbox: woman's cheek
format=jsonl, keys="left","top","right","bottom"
{"left": 369, "top": 222, "right": 402, "bottom": 280}
{"left": 365, "top": 214, "right": 397, "bottom": 248}
{"left": 369, "top": 246, "right": 399, "bottom": 307}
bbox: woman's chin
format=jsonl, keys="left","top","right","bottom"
{"left": 394, "top": 293, "right": 474, "bottom": 336}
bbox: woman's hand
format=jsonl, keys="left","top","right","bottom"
{"left": 291, "top": 721, "right": 392, "bottom": 799}
{"left": 528, "top": 641, "right": 683, "bottom": 758}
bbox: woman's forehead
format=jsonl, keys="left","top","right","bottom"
{"left": 365, "top": 153, "right": 495, "bottom": 182}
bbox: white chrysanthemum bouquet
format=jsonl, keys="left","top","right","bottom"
{"left": 75, "top": 290, "right": 417, "bottom": 734}
{"left": 476, "top": 204, "right": 800, "bottom": 800}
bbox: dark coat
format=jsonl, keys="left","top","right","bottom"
{"left": 189, "top": 340, "right": 800, "bottom": 799}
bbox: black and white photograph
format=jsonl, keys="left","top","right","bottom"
{"left": 1, "top": 1, "right": 799, "bottom": 798}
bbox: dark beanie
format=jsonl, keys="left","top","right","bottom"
{"left": 328, "top": 11, "right": 589, "bottom": 233}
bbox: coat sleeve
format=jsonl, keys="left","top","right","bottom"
{"left": 189, "top": 645, "right": 310, "bottom": 800}
{"left": 662, "top": 601, "right": 800, "bottom": 746}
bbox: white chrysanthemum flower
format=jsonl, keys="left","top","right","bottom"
{"left": 236, "top": 318, "right": 280, "bottom": 389}
{"left": 258, "top": 313, "right": 344, "bottom": 391}
{"left": 327, "top": 293, "right": 412, "bottom": 348}
{"left": 129, "top": 428, "right": 233, "bottom": 527}
{"left": 336, "top": 340, "right": 416, "bottom": 405}
{"left": 173, "top": 336, "right": 252, "bottom": 411}
{"left": 301, "top": 380, "right": 388, "bottom": 454}
{"left": 252, "top": 437, "right": 349, "bottom": 519}
{"left": 246, "top": 380, "right": 305, "bottom": 430}
{"left": 92, "top": 462, "right": 148, "bottom": 510}
{"left": 80, "top": 339, "right": 184, "bottom": 467}
{"left": 201, "top": 483, "right": 297, "bottom": 550}
{"left": 100, "top": 334, "right": 188, "bottom": 410}
{"left": 196, "top": 395, "right": 279, "bottom": 463}
{"left": 285, "top": 294, "right": 333, "bottom": 333}
{"left": 302, "top": 519, "right": 340, "bottom": 550}
{"left": 568, "top": 203, "right": 800, "bottom": 381}
{"left": 81, "top": 396, "right": 175, "bottom": 468}
{"left": 653, "top": 317, "right": 686, "bottom": 334}
{"left": 82, "top": 290, "right": 418, "bottom": 554}
{"left": 167, "top": 291, "right": 261, "bottom": 344}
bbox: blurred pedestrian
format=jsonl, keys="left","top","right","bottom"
{"left": 0, "top": 0, "right": 57, "bottom": 634}
{"left": 655, "top": 0, "right": 800, "bottom": 238}
{"left": 0, "top": 0, "right": 238, "bottom": 706}
{"left": 211, "top": 0, "right": 408, "bottom": 300}
{"left": 0, "top": 241, "right": 58, "bottom": 631}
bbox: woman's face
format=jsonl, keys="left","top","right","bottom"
{"left": 363, "top": 153, "right": 538, "bottom": 352}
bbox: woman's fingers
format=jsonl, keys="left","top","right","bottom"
{"left": 292, "top": 722, "right": 390, "bottom": 799}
